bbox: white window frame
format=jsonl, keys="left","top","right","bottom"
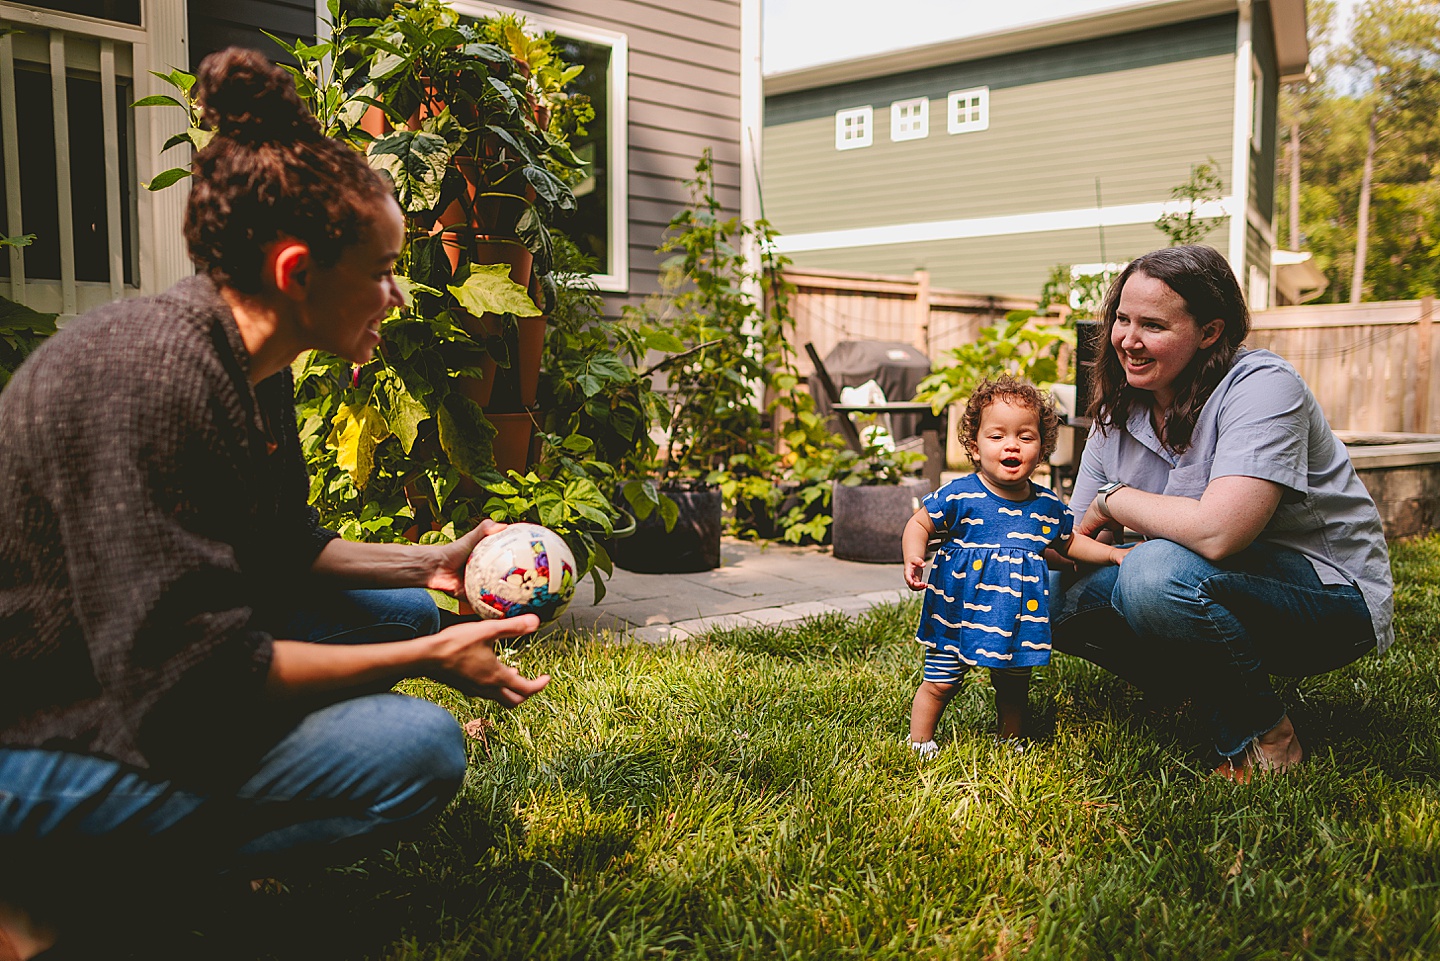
{"left": 947, "top": 86, "right": 989, "bottom": 135}
{"left": 834, "top": 105, "right": 872, "bottom": 150}
{"left": 890, "top": 97, "right": 928, "bottom": 142}
{"left": 1250, "top": 57, "right": 1264, "bottom": 151}
{"left": 330, "top": 1, "right": 631, "bottom": 293}
{"left": 0, "top": 0, "right": 190, "bottom": 315}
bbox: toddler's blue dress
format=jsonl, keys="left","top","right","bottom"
{"left": 918, "top": 473, "right": 1072, "bottom": 669}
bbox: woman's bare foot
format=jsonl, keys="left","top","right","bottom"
{"left": 0, "top": 901, "right": 57, "bottom": 961}
{"left": 1214, "top": 714, "right": 1304, "bottom": 781}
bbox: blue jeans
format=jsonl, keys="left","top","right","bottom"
{"left": 1052, "top": 539, "right": 1376, "bottom": 758}
{"left": 0, "top": 588, "right": 454, "bottom": 906}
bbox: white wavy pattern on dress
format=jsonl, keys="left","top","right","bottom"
{"left": 975, "top": 582, "right": 1021, "bottom": 597}
{"left": 958, "top": 517, "right": 984, "bottom": 526}
{"left": 1020, "top": 640, "right": 1052, "bottom": 650}
{"left": 1006, "top": 531, "right": 1051, "bottom": 544}
{"left": 930, "top": 614, "right": 1014, "bottom": 637}
{"left": 1018, "top": 614, "right": 1050, "bottom": 624}
{"left": 998, "top": 507, "right": 1023, "bottom": 516}
{"left": 957, "top": 540, "right": 1005, "bottom": 549}
{"left": 1029, "top": 512, "right": 1061, "bottom": 524}
{"left": 974, "top": 647, "right": 1015, "bottom": 660}
{"left": 1010, "top": 572, "right": 1041, "bottom": 583}
{"left": 925, "top": 584, "right": 956, "bottom": 602}
{"left": 962, "top": 601, "right": 992, "bottom": 612}
{"left": 945, "top": 491, "right": 987, "bottom": 500}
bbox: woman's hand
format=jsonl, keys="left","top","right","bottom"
{"left": 1076, "top": 498, "right": 1124, "bottom": 542}
{"left": 429, "top": 616, "right": 548, "bottom": 706}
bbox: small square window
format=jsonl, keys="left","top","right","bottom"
{"left": 947, "top": 87, "right": 989, "bottom": 134}
{"left": 835, "top": 106, "right": 873, "bottom": 150}
{"left": 890, "top": 97, "right": 928, "bottom": 141}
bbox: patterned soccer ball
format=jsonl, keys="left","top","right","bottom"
{"left": 464, "top": 523, "right": 577, "bottom": 624}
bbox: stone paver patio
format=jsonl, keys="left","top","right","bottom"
{"left": 547, "top": 538, "right": 911, "bottom": 642}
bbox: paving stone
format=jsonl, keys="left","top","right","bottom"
{"left": 737, "top": 606, "right": 806, "bottom": 626}
{"left": 598, "top": 584, "right": 764, "bottom": 626}
{"left": 669, "top": 612, "right": 759, "bottom": 635}
{"left": 822, "top": 595, "right": 884, "bottom": 616}
{"left": 549, "top": 608, "right": 637, "bottom": 636}
{"left": 630, "top": 624, "right": 693, "bottom": 645}
{"left": 857, "top": 589, "right": 912, "bottom": 606}
{"left": 775, "top": 600, "right": 846, "bottom": 620}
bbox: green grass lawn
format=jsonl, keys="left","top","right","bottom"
{"left": 203, "top": 536, "right": 1440, "bottom": 959}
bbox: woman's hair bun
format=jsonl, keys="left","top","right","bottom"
{"left": 194, "top": 47, "right": 320, "bottom": 145}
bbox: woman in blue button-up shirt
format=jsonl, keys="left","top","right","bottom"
{"left": 1056, "top": 244, "right": 1392, "bottom": 781}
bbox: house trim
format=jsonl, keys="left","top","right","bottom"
{"left": 772, "top": 197, "right": 1233, "bottom": 254}
{"left": 1227, "top": 0, "right": 1253, "bottom": 277}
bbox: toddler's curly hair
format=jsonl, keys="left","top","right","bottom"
{"left": 959, "top": 374, "right": 1062, "bottom": 464}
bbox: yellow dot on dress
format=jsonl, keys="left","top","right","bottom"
{"left": 972, "top": 559, "right": 983, "bottom": 570}
{"left": 1027, "top": 599, "right": 1038, "bottom": 612}
{"left": 1042, "top": 525, "right": 1051, "bottom": 534}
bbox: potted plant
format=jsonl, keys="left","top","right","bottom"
{"left": 606, "top": 151, "right": 791, "bottom": 573}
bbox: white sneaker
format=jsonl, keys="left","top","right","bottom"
{"left": 910, "top": 739, "right": 939, "bottom": 759}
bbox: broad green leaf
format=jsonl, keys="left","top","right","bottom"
{"left": 387, "top": 386, "right": 428, "bottom": 454}
{"left": 367, "top": 130, "right": 452, "bottom": 213}
{"left": 437, "top": 393, "right": 496, "bottom": 479}
{"left": 144, "top": 167, "right": 191, "bottom": 191}
{"left": 331, "top": 402, "right": 389, "bottom": 488}
{"left": 130, "top": 94, "right": 184, "bottom": 109}
{"left": 448, "top": 263, "right": 542, "bottom": 318}
{"left": 0, "top": 234, "right": 35, "bottom": 249}
{"left": 657, "top": 494, "right": 680, "bottom": 533}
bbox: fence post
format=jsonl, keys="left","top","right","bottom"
{"left": 913, "top": 269, "right": 931, "bottom": 356}
{"left": 1418, "top": 296, "right": 1434, "bottom": 433}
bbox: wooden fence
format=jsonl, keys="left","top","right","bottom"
{"left": 780, "top": 268, "right": 1036, "bottom": 376}
{"left": 1247, "top": 298, "right": 1438, "bottom": 434}
{"left": 778, "top": 269, "right": 1438, "bottom": 438}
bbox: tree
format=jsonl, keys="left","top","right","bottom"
{"left": 1344, "top": 0, "right": 1440, "bottom": 301}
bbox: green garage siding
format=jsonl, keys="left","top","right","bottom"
{"left": 763, "top": 51, "right": 1235, "bottom": 236}
{"left": 782, "top": 219, "right": 1230, "bottom": 299}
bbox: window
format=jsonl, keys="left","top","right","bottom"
{"left": 947, "top": 87, "right": 989, "bottom": 134}
{"left": 890, "top": 97, "right": 928, "bottom": 141}
{"left": 345, "top": 2, "right": 631, "bottom": 291}
{"left": 835, "top": 106, "right": 872, "bottom": 150}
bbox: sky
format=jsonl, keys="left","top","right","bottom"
{"left": 763, "top": 0, "right": 1363, "bottom": 76}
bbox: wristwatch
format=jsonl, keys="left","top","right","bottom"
{"left": 1094, "top": 481, "right": 1127, "bottom": 519}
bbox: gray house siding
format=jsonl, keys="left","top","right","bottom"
{"left": 764, "top": 18, "right": 1241, "bottom": 297}
{"left": 497, "top": 0, "right": 743, "bottom": 310}
{"left": 185, "top": 0, "right": 744, "bottom": 310}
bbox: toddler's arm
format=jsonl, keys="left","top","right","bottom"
{"left": 903, "top": 508, "right": 937, "bottom": 590}
{"left": 1059, "top": 530, "right": 1129, "bottom": 567}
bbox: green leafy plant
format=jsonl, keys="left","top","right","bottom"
{"left": 1154, "top": 157, "right": 1226, "bottom": 247}
{"left": 915, "top": 310, "right": 1075, "bottom": 414}
{"left": 0, "top": 233, "right": 58, "bottom": 391}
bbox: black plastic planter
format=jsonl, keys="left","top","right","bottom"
{"left": 831, "top": 477, "right": 929, "bottom": 563}
{"left": 611, "top": 487, "right": 723, "bottom": 573}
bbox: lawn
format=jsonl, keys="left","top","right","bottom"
{"left": 187, "top": 536, "right": 1440, "bottom": 959}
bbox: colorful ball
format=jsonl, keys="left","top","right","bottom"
{"left": 464, "top": 523, "right": 577, "bottom": 624}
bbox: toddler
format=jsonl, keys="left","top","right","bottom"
{"left": 902, "top": 375, "right": 1123, "bottom": 755}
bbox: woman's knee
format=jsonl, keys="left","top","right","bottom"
{"left": 1111, "top": 539, "right": 1215, "bottom": 625}
{"left": 387, "top": 588, "right": 442, "bottom": 638}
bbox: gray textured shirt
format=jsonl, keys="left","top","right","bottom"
{"left": 1071, "top": 348, "right": 1394, "bottom": 652}
{"left": 0, "top": 275, "right": 338, "bottom": 784}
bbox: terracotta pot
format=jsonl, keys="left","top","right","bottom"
{"left": 435, "top": 231, "right": 535, "bottom": 289}
{"left": 515, "top": 315, "right": 546, "bottom": 409}
{"left": 488, "top": 411, "right": 535, "bottom": 476}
